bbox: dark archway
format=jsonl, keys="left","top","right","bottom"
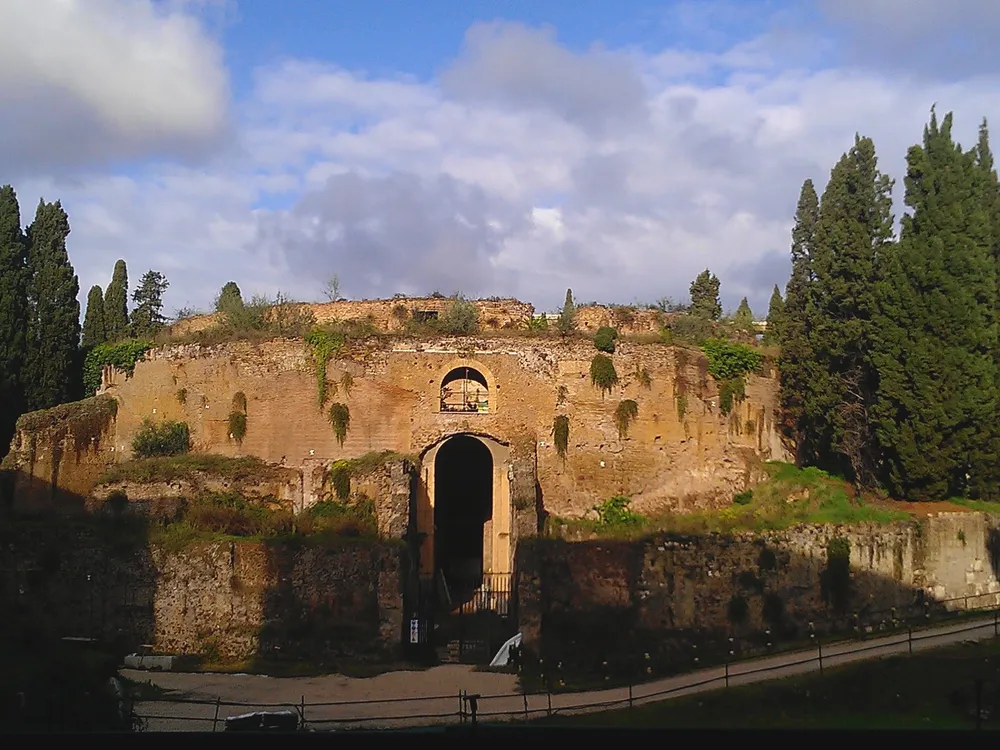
{"left": 434, "top": 435, "right": 493, "bottom": 601}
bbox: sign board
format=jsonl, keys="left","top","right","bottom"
{"left": 410, "top": 619, "right": 420, "bottom": 644}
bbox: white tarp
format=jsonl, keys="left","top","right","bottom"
{"left": 489, "top": 632, "right": 523, "bottom": 667}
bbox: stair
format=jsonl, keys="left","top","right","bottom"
{"left": 435, "top": 639, "right": 489, "bottom": 665}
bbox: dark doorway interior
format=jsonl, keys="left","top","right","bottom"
{"left": 434, "top": 435, "right": 493, "bottom": 604}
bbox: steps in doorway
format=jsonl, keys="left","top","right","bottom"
{"left": 436, "top": 639, "right": 489, "bottom": 665}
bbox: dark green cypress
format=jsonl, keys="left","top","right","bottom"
{"left": 778, "top": 179, "right": 820, "bottom": 467}
{"left": 103, "top": 259, "right": 129, "bottom": 341}
{"left": 764, "top": 285, "right": 784, "bottom": 345}
{"left": 0, "top": 185, "right": 27, "bottom": 453}
{"left": 23, "top": 199, "right": 81, "bottom": 411}
{"left": 871, "top": 111, "right": 997, "bottom": 500}
{"left": 215, "top": 281, "right": 244, "bottom": 314}
{"left": 81, "top": 284, "right": 107, "bottom": 348}
{"left": 733, "top": 297, "right": 754, "bottom": 330}
{"left": 808, "top": 135, "right": 895, "bottom": 485}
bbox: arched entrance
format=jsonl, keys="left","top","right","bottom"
{"left": 434, "top": 435, "right": 492, "bottom": 600}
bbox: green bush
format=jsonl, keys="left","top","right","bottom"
{"left": 719, "top": 376, "right": 746, "bottom": 415}
{"left": 590, "top": 354, "right": 619, "bottom": 398}
{"left": 228, "top": 411, "right": 247, "bottom": 444}
{"left": 613, "top": 399, "right": 639, "bottom": 439}
{"left": 701, "top": 338, "right": 763, "bottom": 380}
{"left": 593, "top": 495, "right": 643, "bottom": 527}
{"left": 83, "top": 339, "right": 154, "bottom": 395}
{"left": 131, "top": 419, "right": 191, "bottom": 458}
{"left": 552, "top": 415, "right": 570, "bottom": 459}
{"left": 305, "top": 328, "right": 347, "bottom": 408}
{"left": 328, "top": 403, "right": 350, "bottom": 446}
{"left": 733, "top": 489, "right": 753, "bottom": 505}
{"left": 439, "top": 296, "right": 480, "bottom": 334}
{"left": 594, "top": 326, "right": 618, "bottom": 353}
{"left": 669, "top": 315, "right": 715, "bottom": 345}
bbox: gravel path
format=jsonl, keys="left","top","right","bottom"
{"left": 129, "top": 615, "right": 1000, "bottom": 731}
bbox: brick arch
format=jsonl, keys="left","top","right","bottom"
{"left": 434, "top": 358, "right": 501, "bottom": 414}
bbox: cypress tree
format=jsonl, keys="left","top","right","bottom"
{"left": 764, "top": 285, "right": 784, "bottom": 344}
{"left": 778, "top": 179, "right": 820, "bottom": 466}
{"left": 130, "top": 270, "right": 169, "bottom": 338}
{"left": 871, "top": 111, "right": 997, "bottom": 500}
{"left": 733, "top": 297, "right": 754, "bottom": 330}
{"left": 689, "top": 269, "right": 722, "bottom": 320}
{"left": 215, "top": 281, "right": 243, "bottom": 314}
{"left": 808, "top": 135, "right": 895, "bottom": 485}
{"left": 23, "top": 199, "right": 81, "bottom": 411}
{"left": 81, "top": 285, "right": 107, "bottom": 348}
{"left": 0, "top": 185, "right": 27, "bottom": 452}
{"left": 103, "top": 259, "right": 129, "bottom": 341}
{"left": 557, "top": 288, "right": 576, "bottom": 336}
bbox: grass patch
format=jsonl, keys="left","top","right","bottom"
{"left": 540, "top": 638, "right": 1000, "bottom": 730}
{"left": 546, "top": 462, "right": 913, "bottom": 539}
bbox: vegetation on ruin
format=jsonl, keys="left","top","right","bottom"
{"left": 327, "top": 402, "right": 351, "bottom": 446}
{"left": 305, "top": 327, "right": 347, "bottom": 408}
{"left": 15, "top": 394, "right": 118, "bottom": 442}
{"left": 589, "top": 353, "right": 619, "bottom": 398}
{"left": 593, "top": 325, "right": 618, "bottom": 353}
{"left": 320, "top": 450, "right": 415, "bottom": 503}
{"left": 592, "top": 495, "right": 643, "bottom": 528}
{"left": 297, "top": 495, "right": 377, "bottom": 539}
{"left": 82, "top": 339, "right": 154, "bottom": 396}
{"left": 613, "top": 399, "right": 639, "bottom": 439}
{"left": 98, "top": 453, "right": 284, "bottom": 486}
{"left": 675, "top": 393, "right": 687, "bottom": 421}
{"left": 701, "top": 338, "right": 763, "bottom": 380}
{"left": 227, "top": 391, "right": 248, "bottom": 444}
{"left": 131, "top": 418, "right": 191, "bottom": 458}
{"left": 437, "top": 295, "right": 480, "bottom": 334}
{"left": 542, "top": 637, "right": 1000, "bottom": 730}
{"left": 635, "top": 364, "right": 652, "bottom": 388}
{"left": 545, "top": 462, "right": 913, "bottom": 540}
{"left": 718, "top": 376, "right": 746, "bottom": 415}
{"left": 552, "top": 415, "right": 570, "bottom": 459}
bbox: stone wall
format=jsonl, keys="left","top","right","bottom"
{"left": 17, "top": 336, "right": 782, "bottom": 519}
{"left": 517, "top": 511, "right": 1000, "bottom": 666}
{"left": 0, "top": 520, "right": 405, "bottom": 661}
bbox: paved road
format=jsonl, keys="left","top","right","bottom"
{"left": 130, "top": 615, "right": 1000, "bottom": 731}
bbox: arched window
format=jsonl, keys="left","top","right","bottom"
{"left": 440, "top": 367, "right": 489, "bottom": 413}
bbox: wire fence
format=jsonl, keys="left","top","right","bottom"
{"left": 133, "top": 591, "right": 1000, "bottom": 732}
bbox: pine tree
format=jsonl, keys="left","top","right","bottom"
{"left": 130, "top": 270, "right": 169, "bottom": 338}
{"left": 23, "top": 199, "right": 81, "bottom": 411}
{"left": 808, "top": 135, "right": 895, "bottom": 485}
{"left": 871, "top": 110, "right": 997, "bottom": 500}
{"left": 0, "top": 185, "right": 27, "bottom": 452}
{"left": 557, "top": 288, "right": 576, "bottom": 336}
{"left": 764, "top": 285, "right": 785, "bottom": 344}
{"left": 103, "top": 259, "right": 129, "bottom": 341}
{"left": 733, "top": 297, "right": 754, "bottom": 330}
{"left": 215, "top": 281, "right": 243, "bottom": 314}
{"left": 689, "top": 269, "right": 721, "bottom": 320}
{"left": 778, "top": 179, "right": 820, "bottom": 466}
{"left": 81, "top": 285, "right": 107, "bottom": 348}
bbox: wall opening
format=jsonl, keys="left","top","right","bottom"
{"left": 440, "top": 367, "right": 489, "bottom": 413}
{"left": 434, "top": 435, "right": 493, "bottom": 602}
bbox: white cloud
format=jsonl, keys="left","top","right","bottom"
{"left": 12, "top": 11, "right": 1000, "bottom": 320}
{"left": 0, "top": 0, "right": 230, "bottom": 174}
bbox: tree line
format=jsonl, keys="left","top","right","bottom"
{"left": 767, "top": 109, "right": 1000, "bottom": 502}
{"left": 0, "top": 185, "right": 170, "bottom": 454}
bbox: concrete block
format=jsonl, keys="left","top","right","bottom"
{"left": 123, "top": 654, "right": 176, "bottom": 671}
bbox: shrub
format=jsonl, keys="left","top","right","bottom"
{"left": 131, "top": 419, "right": 191, "bottom": 458}
{"left": 439, "top": 296, "right": 480, "bottom": 334}
{"left": 613, "top": 399, "right": 639, "bottom": 439}
{"left": 676, "top": 394, "right": 687, "bottom": 421}
{"left": 228, "top": 411, "right": 247, "bottom": 444}
{"left": 611, "top": 306, "right": 636, "bottom": 327}
{"left": 176, "top": 388, "right": 187, "bottom": 405}
{"left": 593, "top": 495, "right": 643, "bottom": 527}
{"left": 719, "top": 376, "right": 746, "bottom": 415}
{"left": 594, "top": 326, "right": 618, "bottom": 353}
{"left": 232, "top": 391, "right": 247, "bottom": 413}
{"left": 528, "top": 315, "right": 549, "bottom": 333}
{"left": 105, "top": 490, "right": 129, "bottom": 517}
{"left": 590, "top": 354, "right": 619, "bottom": 398}
{"left": 327, "top": 461, "right": 351, "bottom": 500}
{"left": 701, "top": 338, "right": 763, "bottom": 380}
{"left": 391, "top": 303, "right": 410, "bottom": 321}
{"left": 552, "top": 415, "right": 570, "bottom": 459}
{"left": 328, "top": 403, "right": 350, "bottom": 446}
{"left": 670, "top": 315, "right": 715, "bottom": 345}
{"left": 83, "top": 339, "right": 154, "bottom": 395}
{"left": 733, "top": 489, "right": 753, "bottom": 505}
{"left": 635, "top": 366, "right": 652, "bottom": 389}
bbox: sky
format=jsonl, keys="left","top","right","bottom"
{"left": 6, "top": 1, "right": 1000, "bottom": 319}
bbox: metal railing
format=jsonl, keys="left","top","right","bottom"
{"left": 133, "top": 591, "right": 1000, "bottom": 732}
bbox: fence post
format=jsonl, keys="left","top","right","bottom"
{"left": 817, "top": 640, "right": 823, "bottom": 677}
{"left": 994, "top": 609, "right": 998, "bottom": 637}
{"left": 628, "top": 680, "right": 633, "bottom": 709}
{"left": 459, "top": 691, "right": 464, "bottom": 724}
{"left": 212, "top": 697, "right": 221, "bottom": 733}
{"left": 724, "top": 660, "right": 729, "bottom": 689}
{"left": 300, "top": 695, "right": 305, "bottom": 731}
{"left": 908, "top": 626, "right": 913, "bottom": 656}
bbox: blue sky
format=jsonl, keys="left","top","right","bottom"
{"left": 4, "top": 0, "right": 1000, "bottom": 316}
